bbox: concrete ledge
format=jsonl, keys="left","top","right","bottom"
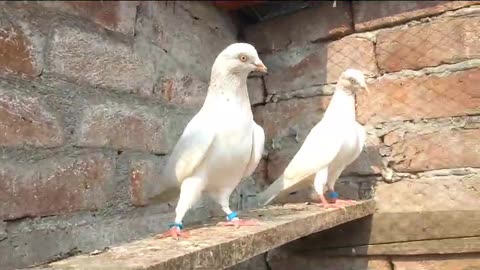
{"left": 31, "top": 200, "right": 375, "bottom": 270}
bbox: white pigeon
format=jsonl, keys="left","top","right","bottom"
{"left": 257, "top": 69, "right": 368, "bottom": 208}
{"left": 149, "top": 43, "right": 267, "bottom": 239}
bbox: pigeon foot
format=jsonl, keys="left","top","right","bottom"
{"left": 155, "top": 227, "right": 190, "bottom": 240}
{"left": 217, "top": 219, "right": 260, "bottom": 229}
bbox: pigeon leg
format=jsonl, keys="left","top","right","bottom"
{"left": 315, "top": 192, "right": 343, "bottom": 209}
{"left": 155, "top": 177, "right": 203, "bottom": 240}
{"left": 155, "top": 225, "right": 190, "bottom": 240}
{"left": 214, "top": 190, "right": 260, "bottom": 228}
{"left": 216, "top": 212, "right": 260, "bottom": 228}
{"left": 325, "top": 191, "right": 357, "bottom": 207}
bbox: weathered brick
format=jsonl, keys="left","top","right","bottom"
{"left": 254, "top": 96, "right": 330, "bottom": 181}
{"left": 129, "top": 155, "right": 167, "bottom": 207}
{"left": 343, "top": 135, "right": 383, "bottom": 176}
{"left": 0, "top": 86, "right": 64, "bottom": 148}
{"left": 247, "top": 77, "right": 265, "bottom": 105}
{"left": 0, "top": 12, "right": 42, "bottom": 77}
{"left": 357, "top": 69, "right": 480, "bottom": 124}
{"left": 263, "top": 36, "right": 377, "bottom": 95}
{"left": 244, "top": 1, "right": 353, "bottom": 54}
{"left": 375, "top": 175, "right": 480, "bottom": 213}
{"left": 376, "top": 15, "right": 480, "bottom": 72}
{"left": 156, "top": 74, "right": 209, "bottom": 107}
{"left": 36, "top": 1, "right": 139, "bottom": 35}
{"left": 46, "top": 25, "right": 154, "bottom": 95}
{"left": 392, "top": 254, "right": 480, "bottom": 270}
{"left": 76, "top": 102, "right": 191, "bottom": 154}
{"left": 255, "top": 96, "right": 331, "bottom": 142}
{"left": 354, "top": 1, "right": 480, "bottom": 31}
{"left": 389, "top": 129, "right": 480, "bottom": 173}
{"left": 0, "top": 153, "right": 114, "bottom": 220}
{"left": 136, "top": 1, "right": 237, "bottom": 81}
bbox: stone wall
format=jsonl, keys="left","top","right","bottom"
{"left": 232, "top": 1, "right": 480, "bottom": 269}
{"left": 0, "top": 2, "right": 249, "bottom": 269}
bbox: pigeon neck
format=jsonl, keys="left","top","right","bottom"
{"left": 324, "top": 87, "right": 356, "bottom": 121}
{"left": 206, "top": 70, "right": 250, "bottom": 105}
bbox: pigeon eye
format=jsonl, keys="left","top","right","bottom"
{"left": 239, "top": 54, "right": 248, "bottom": 62}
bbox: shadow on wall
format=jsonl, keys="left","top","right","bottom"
{"left": 266, "top": 216, "right": 375, "bottom": 270}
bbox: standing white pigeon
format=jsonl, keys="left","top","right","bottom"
{"left": 149, "top": 43, "right": 267, "bottom": 239}
{"left": 257, "top": 69, "right": 368, "bottom": 208}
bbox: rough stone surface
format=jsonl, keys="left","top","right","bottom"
{"left": 244, "top": 1, "right": 353, "bottom": 54}
{"left": 357, "top": 68, "right": 480, "bottom": 124}
{"left": 247, "top": 77, "right": 265, "bottom": 105}
{"left": 0, "top": 206, "right": 177, "bottom": 270}
{"left": 136, "top": 1, "right": 237, "bottom": 81}
{"left": 226, "top": 254, "right": 269, "bottom": 270}
{"left": 46, "top": 24, "right": 155, "bottom": 95}
{"left": 268, "top": 248, "right": 391, "bottom": 270}
{"left": 376, "top": 15, "right": 480, "bottom": 72}
{"left": 389, "top": 129, "right": 480, "bottom": 172}
{"left": 76, "top": 102, "right": 193, "bottom": 154}
{"left": 375, "top": 175, "right": 480, "bottom": 212}
{"left": 35, "top": 1, "right": 139, "bottom": 35}
{"left": 392, "top": 254, "right": 480, "bottom": 270}
{"left": 353, "top": 1, "right": 480, "bottom": 31}
{"left": 0, "top": 153, "right": 114, "bottom": 220}
{"left": 31, "top": 201, "right": 375, "bottom": 270}
{"left": 0, "top": 85, "right": 64, "bottom": 148}
{"left": 263, "top": 36, "right": 377, "bottom": 95}
{"left": 0, "top": 9, "right": 43, "bottom": 77}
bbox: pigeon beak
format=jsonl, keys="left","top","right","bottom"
{"left": 254, "top": 61, "right": 268, "bottom": 73}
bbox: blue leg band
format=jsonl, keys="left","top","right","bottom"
{"left": 328, "top": 191, "right": 339, "bottom": 199}
{"left": 169, "top": 222, "right": 183, "bottom": 230}
{"left": 227, "top": 212, "right": 238, "bottom": 221}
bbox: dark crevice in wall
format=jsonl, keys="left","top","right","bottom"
{"left": 264, "top": 252, "right": 273, "bottom": 270}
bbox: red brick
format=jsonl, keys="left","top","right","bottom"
{"left": 76, "top": 102, "right": 191, "bottom": 154}
{"left": 156, "top": 75, "right": 209, "bottom": 107}
{"left": 129, "top": 157, "right": 167, "bottom": 207}
{"left": 389, "top": 129, "right": 480, "bottom": 172}
{"left": 0, "top": 21, "right": 40, "bottom": 77}
{"left": 353, "top": 1, "right": 480, "bottom": 31}
{"left": 0, "top": 154, "right": 114, "bottom": 220}
{"left": 244, "top": 1, "right": 353, "bottom": 54}
{"left": 30, "top": 1, "right": 139, "bottom": 35}
{"left": 263, "top": 36, "right": 377, "bottom": 96}
{"left": 0, "top": 87, "right": 64, "bottom": 148}
{"left": 376, "top": 15, "right": 480, "bottom": 72}
{"left": 357, "top": 68, "right": 480, "bottom": 124}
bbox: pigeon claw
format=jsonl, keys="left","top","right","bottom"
{"left": 334, "top": 199, "right": 358, "bottom": 206}
{"left": 217, "top": 219, "right": 260, "bottom": 229}
{"left": 155, "top": 227, "right": 190, "bottom": 240}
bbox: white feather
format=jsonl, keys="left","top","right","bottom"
{"left": 258, "top": 69, "right": 367, "bottom": 206}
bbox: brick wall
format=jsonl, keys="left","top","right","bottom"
{"left": 0, "top": 2, "right": 246, "bottom": 269}
{"left": 232, "top": 1, "right": 480, "bottom": 270}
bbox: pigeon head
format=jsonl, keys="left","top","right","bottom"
{"left": 213, "top": 43, "right": 267, "bottom": 76}
{"left": 338, "top": 69, "right": 369, "bottom": 94}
